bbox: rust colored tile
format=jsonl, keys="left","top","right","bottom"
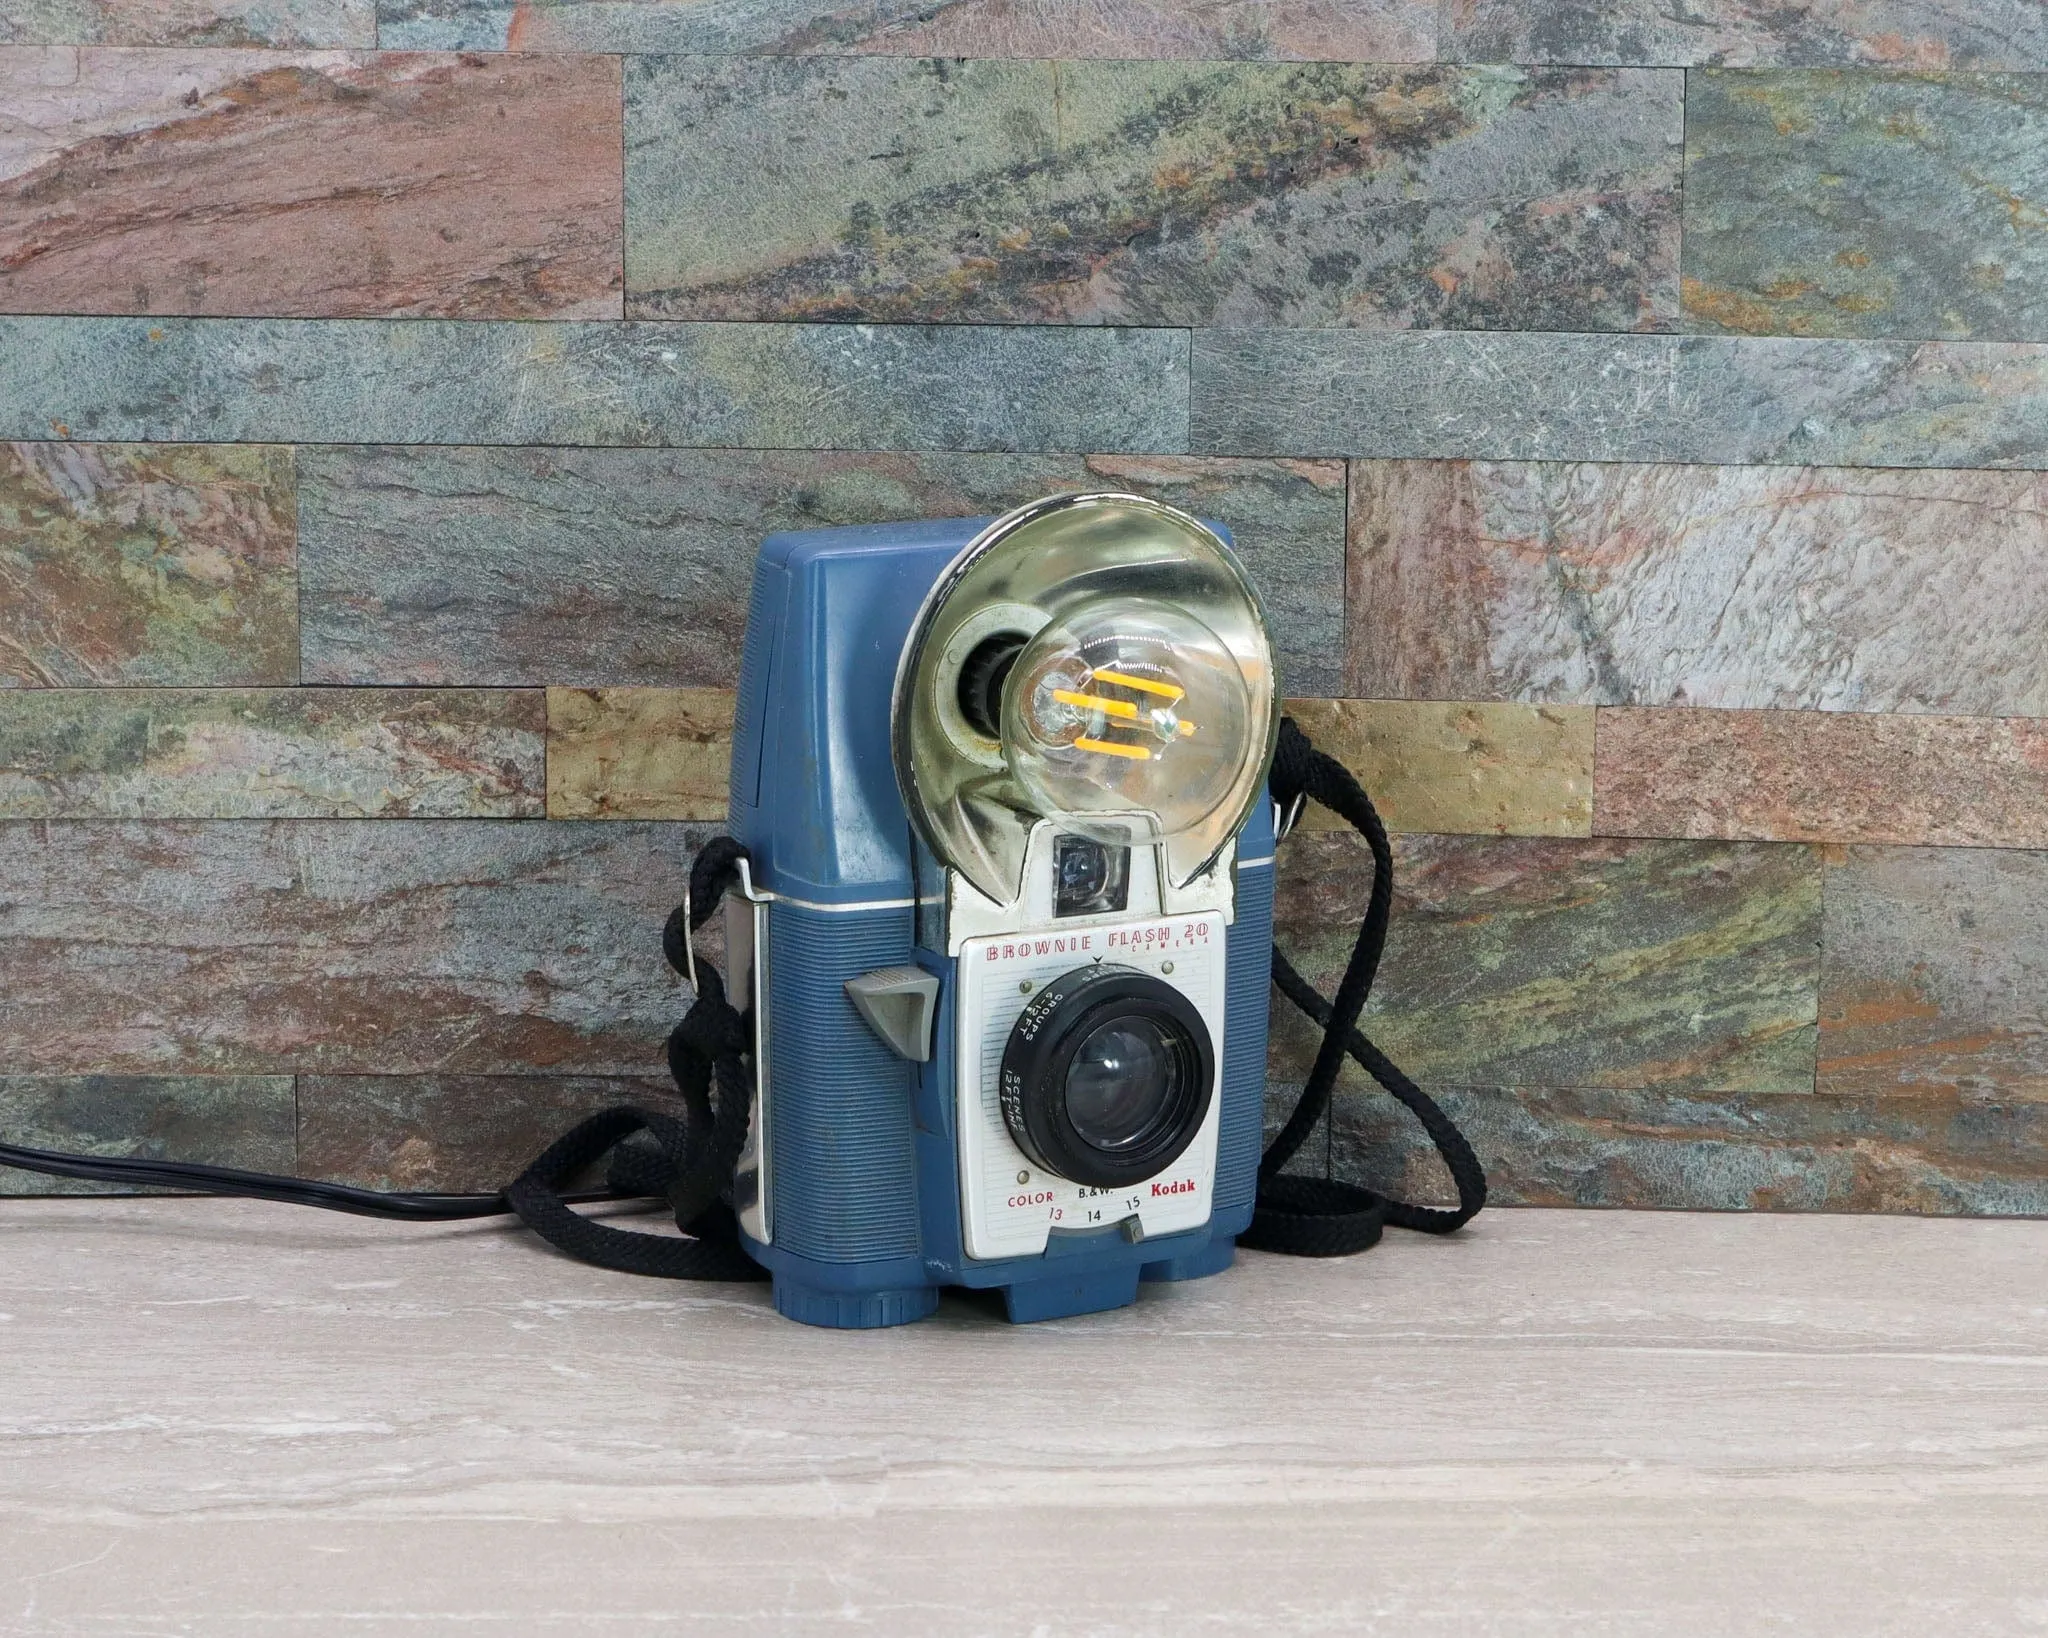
{"left": 1348, "top": 460, "right": 2048, "bottom": 714}
{"left": 0, "top": 49, "right": 623, "bottom": 319}
{"left": 0, "top": 687, "right": 545, "bottom": 817}
{"left": 1820, "top": 846, "right": 2048, "bottom": 1100}
{"left": 0, "top": 819, "right": 708, "bottom": 1076}
{"left": 546, "top": 687, "right": 733, "bottom": 821}
{"left": 1598, "top": 707, "right": 2048, "bottom": 848}
{"left": 1285, "top": 698, "right": 1593, "bottom": 838}
{"left": 298, "top": 1074, "right": 677, "bottom": 1191}
{"left": 1, "top": 442, "right": 297, "bottom": 688}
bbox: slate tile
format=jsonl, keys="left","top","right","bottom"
{"left": 0, "top": 1075, "right": 294, "bottom": 1195}
{"left": 1283, "top": 697, "right": 1594, "bottom": 837}
{"left": 0, "top": 317, "right": 1190, "bottom": 452}
{"left": 1271, "top": 832, "right": 1822, "bottom": 1095}
{"left": 0, "top": 442, "right": 298, "bottom": 688}
{"left": 0, "top": 49, "right": 623, "bottom": 320}
{"left": 560, "top": 695, "right": 1513, "bottom": 827}
{"left": 379, "top": 0, "right": 1437, "bottom": 56}
{"left": 1346, "top": 461, "right": 2048, "bottom": 713}
{"left": 297, "top": 448, "right": 1336, "bottom": 688}
{"left": 0, "top": 820, "right": 709, "bottom": 1076}
{"left": 1597, "top": 707, "right": 2048, "bottom": 848}
{"left": 626, "top": 58, "right": 1680, "bottom": 332}
{"left": 1820, "top": 845, "right": 2048, "bottom": 1098}
{"left": 2, "top": 0, "right": 371, "bottom": 44}
{"left": 1445, "top": 2, "right": 2048, "bottom": 69}
{"left": 546, "top": 687, "right": 733, "bottom": 821}
{"left": 1684, "top": 69, "right": 2048, "bottom": 341}
{"left": 1309, "top": 1083, "right": 2048, "bottom": 1215}
{"left": 542, "top": 691, "right": 1571, "bottom": 827}
{"left": 298, "top": 1074, "right": 677, "bottom": 1190}
{"left": 1190, "top": 329, "right": 2048, "bottom": 464}
{"left": 0, "top": 688, "right": 545, "bottom": 818}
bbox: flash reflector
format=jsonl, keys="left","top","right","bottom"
{"left": 892, "top": 492, "right": 1279, "bottom": 906}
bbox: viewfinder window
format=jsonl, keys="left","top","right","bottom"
{"left": 1053, "top": 834, "right": 1130, "bottom": 918}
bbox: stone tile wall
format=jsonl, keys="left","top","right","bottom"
{"left": 2, "top": 3, "right": 2043, "bottom": 1216}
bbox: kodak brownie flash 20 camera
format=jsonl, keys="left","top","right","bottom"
{"left": 721, "top": 493, "right": 1279, "bottom": 1329}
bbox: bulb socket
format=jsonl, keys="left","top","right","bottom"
{"left": 956, "top": 632, "right": 1026, "bottom": 741}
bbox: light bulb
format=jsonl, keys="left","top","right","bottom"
{"left": 893, "top": 491, "right": 1278, "bottom": 904}
{"left": 1002, "top": 597, "right": 1252, "bottom": 842}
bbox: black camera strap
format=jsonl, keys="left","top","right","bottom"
{"left": 1245, "top": 716, "right": 1487, "bottom": 1255}
{"left": 0, "top": 720, "right": 1483, "bottom": 1276}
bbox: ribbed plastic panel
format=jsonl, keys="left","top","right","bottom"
{"left": 1215, "top": 863, "right": 1275, "bottom": 1214}
{"left": 766, "top": 901, "right": 922, "bottom": 1263}
{"left": 728, "top": 561, "right": 786, "bottom": 815}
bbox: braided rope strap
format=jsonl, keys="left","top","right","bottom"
{"left": 1241, "top": 717, "right": 1489, "bottom": 1257}
{"left": 502, "top": 839, "right": 767, "bottom": 1282}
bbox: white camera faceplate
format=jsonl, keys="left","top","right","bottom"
{"left": 955, "top": 910, "right": 1227, "bottom": 1261}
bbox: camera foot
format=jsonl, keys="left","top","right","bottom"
{"left": 1001, "top": 1267, "right": 1142, "bottom": 1323}
{"left": 772, "top": 1277, "right": 940, "bottom": 1330}
{"left": 1140, "top": 1236, "right": 1236, "bottom": 1284}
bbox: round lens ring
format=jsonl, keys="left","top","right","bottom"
{"left": 998, "top": 965, "right": 1214, "bottom": 1191}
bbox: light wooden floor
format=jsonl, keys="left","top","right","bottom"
{"left": 2, "top": 1199, "right": 2044, "bottom": 1636}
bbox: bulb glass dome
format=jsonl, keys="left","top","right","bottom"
{"left": 892, "top": 493, "right": 1279, "bottom": 906}
{"left": 1005, "top": 598, "right": 1252, "bottom": 843}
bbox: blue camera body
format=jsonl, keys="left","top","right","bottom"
{"left": 725, "top": 516, "right": 1275, "bottom": 1329}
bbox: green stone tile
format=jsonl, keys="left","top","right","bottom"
{"left": 378, "top": 0, "right": 1438, "bottom": 55}
{"left": 298, "top": 1074, "right": 677, "bottom": 1191}
{"left": 0, "top": 820, "right": 715, "bottom": 1076}
{"left": 1193, "top": 329, "right": 2048, "bottom": 464}
{"left": 2, "top": 0, "right": 371, "bottom": 42}
{"left": 0, "top": 688, "right": 545, "bottom": 818}
{"left": 1296, "top": 1083, "right": 2048, "bottom": 1215}
{"left": 297, "top": 447, "right": 1344, "bottom": 692}
{"left": 0, "top": 317, "right": 1188, "bottom": 454}
{"left": 1271, "top": 833, "right": 1822, "bottom": 1095}
{"left": 0, "top": 1075, "right": 294, "bottom": 1195}
{"left": 0, "top": 442, "right": 297, "bottom": 688}
{"left": 627, "top": 58, "right": 1679, "bottom": 331}
{"left": 1446, "top": 2, "right": 2048, "bottom": 68}
{"left": 1684, "top": 70, "right": 2048, "bottom": 340}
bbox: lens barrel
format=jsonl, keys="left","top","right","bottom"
{"left": 999, "top": 965, "right": 1214, "bottom": 1190}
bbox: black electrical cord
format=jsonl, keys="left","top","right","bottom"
{"left": 0, "top": 1142, "right": 622, "bottom": 1221}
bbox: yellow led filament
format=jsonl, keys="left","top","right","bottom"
{"left": 1052, "top": 689, "right": 1138, "bottom": 721}
{"left": 1072, "top": 736, "right": 1152, "bottom": 760}
{"left": 1090, "top": 669, "right": 1184, "bottom": 702}
{"left": 1056, "top": 667, "right": 1199, "bottom": 763}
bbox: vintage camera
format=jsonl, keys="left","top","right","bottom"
{"left": 722, "top": 494, "right": 1279, "bottom": 1328}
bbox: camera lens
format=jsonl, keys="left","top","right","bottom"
{"left": 998, "top": 965, "right": 1213, "bottom": 1191}
{"left": 1064, "top": 1018, "right": 1174, "bottom": 1150}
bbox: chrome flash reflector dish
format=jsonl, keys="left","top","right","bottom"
{"left": 892, "top": 492, "right": 1279, "bottom": 906}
